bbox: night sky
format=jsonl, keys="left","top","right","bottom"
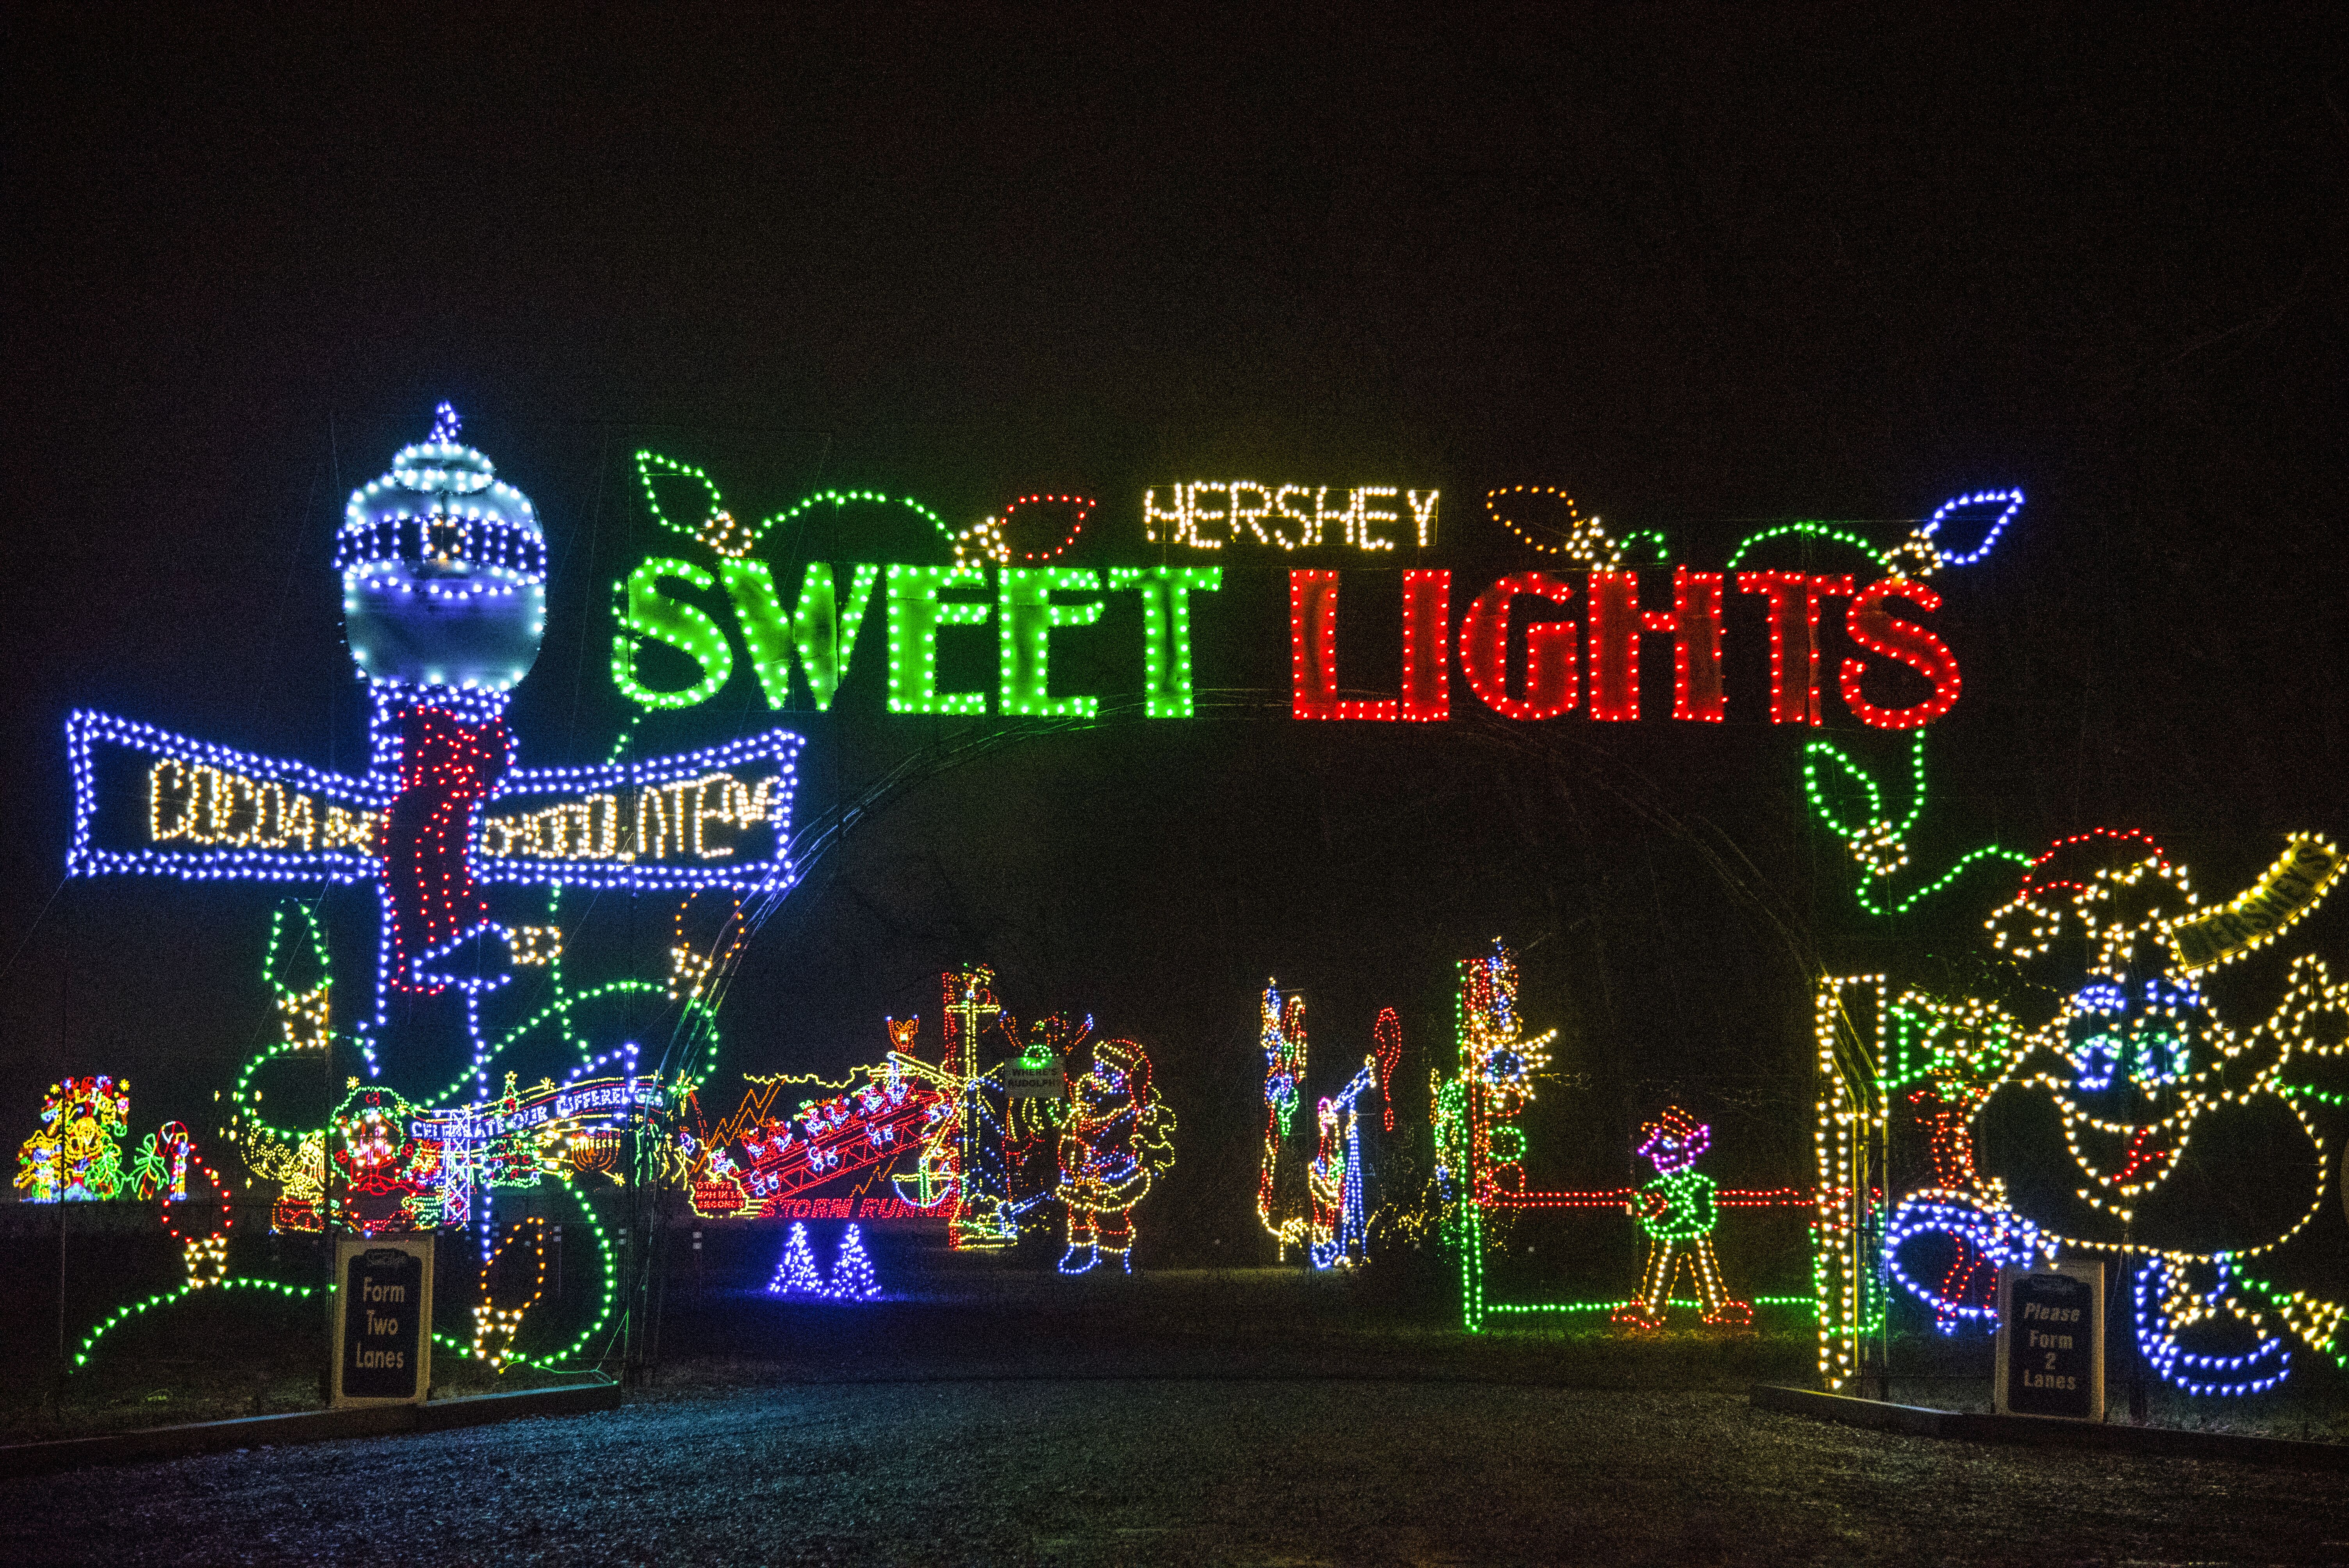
{"left": 3, "top": 8, "right": 2343, "bottom": 1247}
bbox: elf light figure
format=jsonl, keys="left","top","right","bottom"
{"left": 1613, "top": 1107, "right": 1752, "bottom": 1330}
{"left": 1057, "top": 1037, "right": 1175, "bottom": 1274}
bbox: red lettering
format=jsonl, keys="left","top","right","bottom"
{"left": 1586, "top": 567, "right": 1726, "bottom": 721}
{"left": 1288, "top": 571, "right": 1396, "bottom": 721}
{"left": 1460, "top": 572, "right": 1578, "bottom": 720}
{"left": 1399, "top": 570, "right": 1450, "bottom": 722}
{"left": 1840, "top": 578, "right": 1961, "bottom": 728}
{"left": 1736, "top": 572, "right": 1854, "bottom": 725}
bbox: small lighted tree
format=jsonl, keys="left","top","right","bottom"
{"left": 769, "top": 1222, "right": 825, "bottom": 1295}
{"left": 825, "top": 1225, "right": 882, "bottom": 1301}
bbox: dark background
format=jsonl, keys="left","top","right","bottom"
{"left": 3, "top": 6, "right": 2343, "bottom": 1272}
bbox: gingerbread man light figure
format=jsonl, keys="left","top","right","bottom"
{"left": 1613, "top": 1107, "right": 1752, "bottom": 1330}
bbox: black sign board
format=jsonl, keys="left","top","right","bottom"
{"left": 1003, "top": 1058, "right": 1067, "bottom": 1100}
{"left": 1994, "top": 1261, "right": 2103, "bottom": 1421}
{"left": 333, "top": 1237, "right": 433, "bottom": 1406}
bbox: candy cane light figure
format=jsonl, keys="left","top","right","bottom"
{"left": 1057, "top": 1037, "right": 1175, "bottom": 1275}
{"left": 1613, "top": 1107, "right": 1752, "bottom": 1329}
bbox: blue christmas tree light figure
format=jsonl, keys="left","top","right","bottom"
{"left": 768, "top": 1222, "right": 824, "bottom": 1295}
{"left": 825, "top": 1224, "right": 881, "bottom": 1301}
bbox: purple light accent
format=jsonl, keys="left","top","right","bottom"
{"left": 430, "top": 402, "right": 461, "bottom": 444}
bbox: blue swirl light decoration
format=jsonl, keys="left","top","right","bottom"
{"left": 2135, "top": 1257, "right": 2294, "bottom": 1397}
{"left": 1884, "top": 1189, "right": 2053, "bottom": 1335}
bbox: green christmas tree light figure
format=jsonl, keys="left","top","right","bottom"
{"left": 1613, "top": 1106, "right": 1752, "bottom": 1330}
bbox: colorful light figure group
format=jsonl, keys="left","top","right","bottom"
{"left": 1307, "top": 1058, "right": 1380, "bottom": 1270}
{"left": 60, "top": 407, "right": 779, "bottom": 1378}
{"left": 1256, "top": 981, "right": 1310, "bottom": 1258}
{"left": 14, "top": 1076, "right": 130, "bottom": 1201}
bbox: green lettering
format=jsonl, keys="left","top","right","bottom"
{"left": 1108, "top": 565, "right": 1221, "bottom": 718}
{"left": 612, "top": 558, "right": 733, "bottom": 709}
{"left": 999, "top": 567, "right": 1105, "bottom": 717}
{"left": 720, "top": 559, "right": 881, "bottom": 711}
{"left": 887, "top": 564, "right": 990, "bottom": 715}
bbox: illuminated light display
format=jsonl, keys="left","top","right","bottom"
{"left": 825, "top": 1225, "right": 882, "bottom": 1301}
{"left": 1838, "top": 578, "right": 1962, "bottom": 728}
{"left": 1058, "top": 1037, "right": 1175, "bottom": 1274}
{"left": 1736, "top": 572, "right": 1854, "bottom": 725}
{"left": 1812, "top": 973, "right": 1888, "bottom": 1389}
{"left": 1880, "top": 489, "right": 2028, "bottom": 580}
{"left": 606, "top": 461, "right": 2000, "bottom": 731}
{"left": 158, "top": 1135, "right": 236, "bottom": 1288}
{"left": 1813, "top": 829, "right": 2349, "bottom": 1397}
{"left": 1433, "top": 941, "right": 1556, "bottom": 1331}
{"left": 2169, "top": 835, "right": 2346, "bottom": 972}
{"left": 636, "top": 449, "right": 957, "bottom": 560}
{"left": 1146, "top": 483, "right": 1437, "bottom": 551}
{"left": 2133, "top": 1256, "right": 2293, "bottom": 1397}
{"left": 1288, "top": 571, "right": 1392, "bottom": 720}
{"left": 70, "top": 712, "right": 387, "bottom": 884}
{"left": 887, "top": 564, "right": 992, "bottom": 715}
{"left": 1803, "top": 732, "right": 2030, "bottom": 916}
{"left": 1884, "top": 1188, "right": 2051, "bottom": 1335}
{"left": 766, "top": 1221, "right": 883, "bottom": 1295}
{"left": 1459, "top": 573, "right": 1579, "bottom": 720}
{"left": 612, "top": 557, "right": 733, "bottom": 708}
{"left": 1587, "top": 567, "right": 1727, "bottom": 723}
{"left": 1398, "top": 570, "right": 1452, "bottom": 721}
{"left": 14, "top": 1076, "right": 130, "bottom": 1201}
{"left": 1106, "top": 567, "right": 1221, "bottom": 718}
{"left": 1372, "top": 1008, "right": 1403, "bottom": 1133}
{"left": 1289, "top": 570, "right": 1454, "bottom": 722}
{"left": 339, "top": 403, "right": 546, "bottom": 695}
{"left": 1611, "top": 1108, "right": 1752, "bottom": 1329}
{"left": 1481, "top": 485, "right": 1666, "bottom": 569}
{"left": 129, "top": 1121, "right": 195, "bottom": 1203}
{"left": 470, "top": 1216, "right": 547, "bottom": 1370}
{"left": 721, "top": 559, "right": 882, "bottom": 712}
{"left": 59, "top": 410, "right": 746, "bottom": 1389}
{"left": 769, "top": 1222, "right": 826, "bottom": 1295}
{"left": 1307, "top": 1058, "right": 1380, "bottom": 1269}
{"left": 73, "top": 1278, "right": 317, "bottom": 1371}
{"left": 472, "top": 731, "right": 801, "bottom": 892}
{"left": 1970, "top": 839, "right": 2344, "bottom": 1256}
{"left": 999, "top": 567, "right": 1106, "bottom": 717}
{"left": 1256, "top": 982, "right": 1310, "bottom": 1258}
{"left": 1004, "top": 493, "right": 1097, "bottom": 563}
{"left": 941, "top": 968, "right": 1013, "bottom": 1249}
{"left": 684, "top": 1057, "right": 948, "bottom": 1221}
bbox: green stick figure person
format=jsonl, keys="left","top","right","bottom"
{"left": 1613, "top": 1106, "right": 1752, "bottom": 1330}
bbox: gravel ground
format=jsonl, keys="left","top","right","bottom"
{"left": 5, "top": 1380, "right": 2345, "bottom": 1566}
